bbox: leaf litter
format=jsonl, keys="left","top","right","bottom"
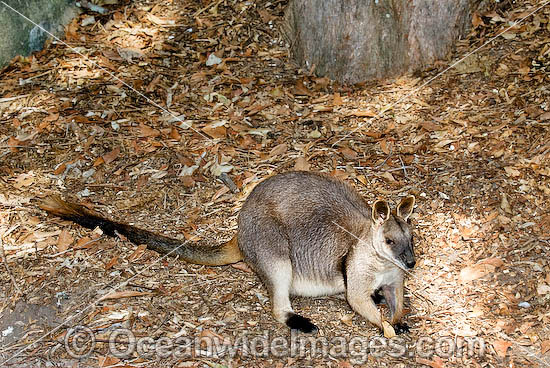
{"left": 0, "top": 0, "right": 549, "bottom": 367}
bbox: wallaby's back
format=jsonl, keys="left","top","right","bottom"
{"left": 242, "top": 171, "right": 371, "bottom": 229}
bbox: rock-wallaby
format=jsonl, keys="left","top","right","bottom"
{"left": 40, "top": 171, "right": 416, "bottom": 333}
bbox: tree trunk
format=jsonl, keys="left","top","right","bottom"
{"left": 283, "top": 0, "right": 471, "bottom": 84}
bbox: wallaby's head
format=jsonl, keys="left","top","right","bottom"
{"left": 371, "top": 196, "right": 416, "bottom": 269}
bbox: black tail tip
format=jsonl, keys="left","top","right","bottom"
{"left": 286, "top": 313, "right": 318, "bottom": 334}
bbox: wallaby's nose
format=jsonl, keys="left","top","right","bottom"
{"left": 406, "top": 259, "right": 416, "bottom": 268}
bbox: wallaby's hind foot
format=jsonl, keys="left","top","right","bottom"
{"left": 286, "top": 313, "right": 318, "bottom": 333}
{"left": 394, "top": 323, "right": 410, "bottom": 334}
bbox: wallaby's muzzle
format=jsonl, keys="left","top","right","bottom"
{"left": 402, "top": 247, "right": 416, "bottom": 269}
{"left": 405, "top": 259, "right": 416, "bottom": 269}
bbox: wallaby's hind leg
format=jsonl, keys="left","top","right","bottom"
{"left": 238, "top": 218, "right": 317, "bottom": 333}
{"left": 262, "top": 260, "right": 318, "bottom": 333}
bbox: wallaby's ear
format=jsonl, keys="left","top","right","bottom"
{"left": 397, "top": 195, "right": 415, "bottom": 221}
{"left": 372, "top": 200, "right": 390, "bottom": 224}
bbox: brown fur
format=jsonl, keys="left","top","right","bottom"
{"left": 40, "top": 171, "right": 416, "bottom": 333}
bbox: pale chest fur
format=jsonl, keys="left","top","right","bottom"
{"left": 373, "top": 267, "right": 404, "bottom": 289}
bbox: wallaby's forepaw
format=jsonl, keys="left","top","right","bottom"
{"left": 394, "top": 323, "right": 410, "bottom": 334}
{"left": 286, "top": 313, "right": 318, "bottom": 333}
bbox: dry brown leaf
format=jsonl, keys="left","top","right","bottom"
{"left": 146, "top": 13, "right": 176, "bottom": 25}
{"left": 380, "top": 139, "right": 390, "bottom": 154}
{"left": 200, "top": 329, "right": 224, "bottom": 341}
{"left": 7, "top": 136, "right": 20, "bottom": 152}
{"left": 459, "top": 263, "right": 496, "bottom": 282}
{"left": 44, "top": 112, "right": 60, "bottom": 122}
{"left": 419, "top": 121, "right": 441, "bottom": 131}
{"left": 231, "top": 261, "right": 253, "bottom": 273}
{"left": 348, "top": 110, "right": 376, "bottom": 117}
{"left": 269, "top": 143, "right": 288, "bottom": 158}
{"left": 313, "top": 105, "right": 333, "bottom": 113}
{"left": 519, "top": 321, "right": 534, "bottom": 334}
{"left": 333, "top": 92, "right": 343, "bottom": 106}
{"left": 485, "top": 211, "right": 499, "bottom": 222}
{"left": 356, "top": 175, "right": 368, "bottom": 186}
{"left": 470, "top": 304, "right": 485, "bottom": 317}
{"left": 504, "top": 166, "right": 520, "bottom": 177}
{"left": 380, "top": 171, "right": 396, "bottom": 182}
{"left": 102, "top": 147, "right": 120, "bottom": 165}
{"left": 220, "top": 293, "right": 235, "bottom": 303}
{"left": 183, "top": 232, "right": 201, "bottom": 241}
{"left": 128, "top": 244, "right": 147, "bottom": 262}
{"left": 458, "top": 224, "right": 478, "bottom": 238}
{"left": 478, "top": 257, "right": 504, "bottom": 267}
{"left": 99, "top": 290, "right": 152, "bottom": 301}
{"left": 180, "top": 175, "right": 195, "bottom": 188}
{"left": 139, "top": 123, "right": 161, "bottom": 137}
{"left": 472, "top": 12, "right": 485, "bottom": 28}
{"left": 294, "top": 156, "right": 310, "bottom": 171}
{"left": 98, "top": 356, "right": 121, "bottom": 367}
{"left": 105, "top": 255, "right": 119, "bottom": 270}
{"left": 93, "top": 157, "right": 105, "bottom": 167}
{"left": 340, "top": 313, "right": 353, "bottom": 327}
{"left": 53, "top": 162, "right": 67, "bottom": 175}
{"left": 338, "top": 361, "right": 353, "bottom": 368}
{"left": 146, "top": 75, "right": 162, "bottom": 92}
{"left": 500, "top": 193, "right": 512, "bottom": 214}
{"left": 202, "top": 122, "right": 227, "bottom": 139}
{"left": 170, "top": 126, "right": 181, "bottom": 140}
{"left": 246, "top": 104, "right": 270, "bottom": 116}
{"left": 293, "top": 79, "right": 313, "bottom": 96}
{"left": 75, "top": 236, "right": 95, "bottom": 249}
{"left": 339, "top": 146, "right": 357, "bottom": 160}
{"left": 13, "top": 172, "right": 34, "bottom": 189}
{"left": 212, "top": 186, "right": 230, "bottom": 201}
{"left": 416, "top": 357, "right": 445, "bottom": 368}
{"left": 57, "top": 229, "right": 74, "bottom": 252}
{"left": 364, "top": 131, "right": 382, "bottom": 139}
{"left": 518, "top": 65, "right": 530, "bottom": 74}
{"left": 492, "top": 339, "right": 512, "bottom": 358}
{"left": 382, "top": 321, "right": 396, "bottom": 338}
{"left": 269, "top": 87, "right": 284, "bottom": 98}
{"left": 541, "top": 340, "right": 550, "bottom": 355}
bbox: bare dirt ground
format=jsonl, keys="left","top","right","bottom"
{"left": 1, "top": 0, "right": 549, "bottom": 367}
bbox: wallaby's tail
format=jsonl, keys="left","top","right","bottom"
{"left": 39, "top": 196, "right": 242, "bottom": 266}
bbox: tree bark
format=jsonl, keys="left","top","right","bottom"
{"left": 283, "top": 0, "right": 471, "bottom": 84}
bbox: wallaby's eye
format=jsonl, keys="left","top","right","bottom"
{"left": 386, "top": 239, "right": 394, "bottom": 245}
